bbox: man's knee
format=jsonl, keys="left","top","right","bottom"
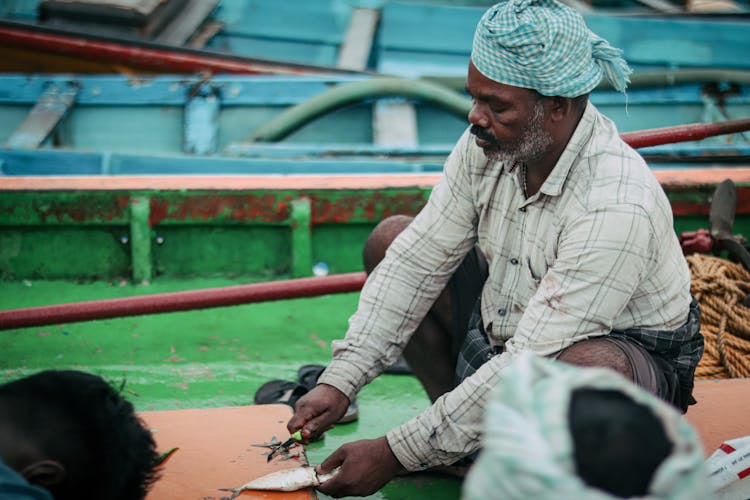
{"left": 363, "top": 215, "right": 414, "bottom": 274}
{"left": 556, "top": 338, "right": 634, "bottom": 381}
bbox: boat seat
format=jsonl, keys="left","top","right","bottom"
{"left": 38, "top": 0, "right": 219, "bottom": 45}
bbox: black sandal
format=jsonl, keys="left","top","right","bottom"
{"left": 297, "top": 364, "right": 326, "bottom": 391}
{"left": 253, "top": 379, "right": 308, "bottom": 407}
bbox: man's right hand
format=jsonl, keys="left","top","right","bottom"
{"left": 287, "top": 383, "right": 350, "bottom": 442}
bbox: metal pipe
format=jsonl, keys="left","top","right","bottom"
{"left": 621, "top": 118, "right": 750, "bottom": 149}
{"left": 0, "top": 272, "right": 366, "bottom": 331}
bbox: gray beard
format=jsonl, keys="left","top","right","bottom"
{"left": 486, "top": 101, "right": 553, "bottom": 165}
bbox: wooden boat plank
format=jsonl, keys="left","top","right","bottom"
{"left": 2, "top": 169, "right": 749, "bottom": 191}
{"left": 0, "top": 169, "right": 747, "bottom": 280}
{"left": 40, "top": 0, "right": 192, "bottom": 40}
{"left": 337, "top": 7, "right": 380, "bottom": 71}
{"left": 374, "top": 101, "right": 419, "bottom": 148}
{"left": 153, "top": 0, "right": 220, "bottom": 46}
{"left": 4, "top": 81, "right": 78, "bottom": 149}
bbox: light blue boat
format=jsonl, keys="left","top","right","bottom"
{"left": 0, "top": 72, "right": 748, "bottom": 176}
{"left": 1, "top": 1, "right": 748, "bottom": 76}
{"left": 1, "top": 0, "right": 748, "bottom": 175}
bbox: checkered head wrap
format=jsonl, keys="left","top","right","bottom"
{"left": 471, "top": 0, "right": 632, "bottom": 97}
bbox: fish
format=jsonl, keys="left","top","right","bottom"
{"left": 220, "top": 465, "right": 340, "bottom": 496}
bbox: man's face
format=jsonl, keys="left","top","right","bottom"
{"left": 466, "top": 61, "right": 553, "bottom": 164}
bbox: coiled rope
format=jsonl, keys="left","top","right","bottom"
{"left": 688, "top": 253, "right": 750, "bottom": 379}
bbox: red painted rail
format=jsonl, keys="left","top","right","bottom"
{"left": 2, "top": 118, "right": 750, "bottom": 330}
{"left": 0, "top": 25, "right": 346, "bottom": 76}
{"left": 0, "top": 273, "right": 366, "bottom": 331}
{"left": 621, "top": 118, "right": 750, "bottom": 149}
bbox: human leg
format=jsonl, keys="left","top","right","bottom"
{"left": 556, "top": 338, "right": 635, "bottom": 381}
{"left": 556, "top": 337, "right": 681, "bottom": 410}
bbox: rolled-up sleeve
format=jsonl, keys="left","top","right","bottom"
{"left": 386, "top": 351, "right": 516, "bottom": 470}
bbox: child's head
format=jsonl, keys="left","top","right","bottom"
{"left": 0, "top": 370, "right": 159, "bottom": 500}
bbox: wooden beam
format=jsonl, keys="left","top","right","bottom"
{"left": 155, "top": 0, "right": 220, "bottom": 46}
{"left": 183, "top": 83, "right": 220, "bottom": 155}
{"left": 337, "top": 7, "right": 380, "bottom": 71}
{"left": 633, "top": 0, "right": 682, "bottom": 13}
{"left": 5, "top": 83, "right": 78, "bottom": 149}
{"left": 373, "top": 100, "right": 418, "bottom": 148}
{"left": 2, "top": 168, "right": 750, "bottom": 192}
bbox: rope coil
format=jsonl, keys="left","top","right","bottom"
{"left": 688, "top": 253, "right": 750, "bottom": 379}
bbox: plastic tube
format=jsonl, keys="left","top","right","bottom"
{"left": 247, "top": 77, "right": 471, "bottom": 143}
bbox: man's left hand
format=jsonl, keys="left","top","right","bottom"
{"left": 315, "top": 436, "right": 405, "bottom": 498}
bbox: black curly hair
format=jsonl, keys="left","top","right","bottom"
{"left": 0, "top": 370, "right": 159, "bottom": 500}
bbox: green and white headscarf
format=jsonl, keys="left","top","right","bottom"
{"left": 462, "top": 353, "right": 708, "bottom": 499}
{"left": 471, "top": 0, "right": 632, "bottom": 97}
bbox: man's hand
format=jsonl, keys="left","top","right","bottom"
{"left": 315, "top": 436, "right": 405, "bottom": 497}
{"left": 287, "top": 383, "right": 349, "bottom": 442}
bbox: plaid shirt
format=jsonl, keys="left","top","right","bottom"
{"left": 318, "top": 102, "right": 694, "bottom": 471}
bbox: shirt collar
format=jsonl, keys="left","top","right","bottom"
{"left": 537, "top": 101, "right": 598, "bottom": 197}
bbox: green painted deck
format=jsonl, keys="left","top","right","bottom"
{"left": 0, "top": 278, "right": 462, "bottom": 499}
{"left": 2, "top": 171, "right": 750, "bottom": 497}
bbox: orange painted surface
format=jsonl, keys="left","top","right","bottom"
{"left": 1, "top": 168, "right": 749, "bottom": 191}
{"left": 0, "top": 174, "right": 442, "bottom": 191}
{"left": 140, "top": 405, "right": 315, "bottom": 500}
{"left": 687, "top": 378, "right": 750, "bottom": 455}
{"left": 134, "top": 380, "right": 749, "bottom": 500}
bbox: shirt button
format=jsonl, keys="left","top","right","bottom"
{"left": 519, "top": 207, "right": 527, "bottom": 212}
{"left": 510, "top": 258, "right": 519, "bottom": 265}
{"left": 498, "top": 308, "right": 506, "bottom": 316}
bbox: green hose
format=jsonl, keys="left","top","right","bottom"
{"left": 247, "top": 68, "right": 750, "bottom": 143}
{"left": 246, "top": 77, "right": 471, "bottom": 143}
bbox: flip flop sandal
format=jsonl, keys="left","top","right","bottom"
{"left": 296, "top": 364, "right": 359, "bottom": 423}
{"left": 339, "top": 399, "right": 359, "bottom": 423}
{"left": 297, "top": 364, "right": 326, "bottom": 391}
{"left": 253, "top": 379, "right": 308, "bottom": 407}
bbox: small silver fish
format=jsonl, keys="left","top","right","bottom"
{"left": 221, "top": 465, "right": 340, "bottom": 496}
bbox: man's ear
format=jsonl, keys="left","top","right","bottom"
{"left": 20, "top": 460, "right": 66, "bottom": 487}
{"left": 547, "top": 96, "right": 571, "bottom": 122}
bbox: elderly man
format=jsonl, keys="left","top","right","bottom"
{"left": 287, "top": 0, "right": 703, "bottom": 496}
